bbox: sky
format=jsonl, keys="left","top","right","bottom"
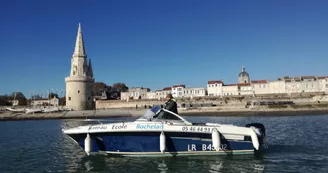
{"left": 1, "top": 0, "right": 328, "bottom": 97}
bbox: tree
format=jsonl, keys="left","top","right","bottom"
{"left": 31, "top": 94, "right": 42, "bottom": 100}
{"left": 48, "top": 92, "right": 59, "bottom": 99}
{"left": 112, "top": 82, "right": 129, "bottom": 92}
{"left": 92, "top": 82, "right": 129, "bottom": 100}
{"left": 14, "top": 92, "right": 27, "bottom": 105}
{"left": 94, "top": 82, "right": 110, "bottom": 96}
{"left": 11, "top": 92, "right": 26, "bottom": 99}
{"left": 60, "top": 96, "right": 66, "bottom": 106}
{"left": 108, "top": 83, "right": 128, "bottom": 99}
{"left": 0, "top": 96, "right": 9, "bottom": 105}
{"left": 0, "top": 92, "right": 27, "bottom": 105}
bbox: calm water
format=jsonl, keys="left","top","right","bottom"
{"left": 1, "top": 114, "right": 328, "bottom": 173}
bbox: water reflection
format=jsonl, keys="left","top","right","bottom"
{"left": 61, "top": 152, "right": 266, "bottom": 173}
{"left": 157, "top": 160, "right": 168, "bottom": 173}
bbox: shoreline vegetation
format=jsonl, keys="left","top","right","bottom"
{"left": 1, "top": 105, "right": 328, "bottom": 121}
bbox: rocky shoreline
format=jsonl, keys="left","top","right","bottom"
{"left": 1, "top": 107, "right": 328, "bottom": 121}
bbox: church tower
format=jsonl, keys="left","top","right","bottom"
{"left": 238, "top": 65, "right": 250, "bottom": 84}
{"left": 65, "top": 23, "right": 94, "bottom": 110}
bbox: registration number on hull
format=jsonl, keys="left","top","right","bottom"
{"left": 188, "top": 144, "right": 228, "bottom": 151}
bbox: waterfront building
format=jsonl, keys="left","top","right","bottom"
{"left": 65, "top": 23, "right": 94, "bottom": 110}
{"left": 170, "top": 84, "right": 206, "bottom": 98}
{"left": 300, "top": 76, "right": 319, "bottom": 93}
{"left": 222, "top": 84, "right": 238, "bottom": 96}
{"left": 155, "top": 90, "right": 162, "bottom": 99}
{"left": 120, "top": 87, "right": 150, "bottom": 100}
{"left": 31, "top": 97, "right": 61, "bottom": 106}
{"left": 252, "top": 80, "right": 269, "bottom": 95}
{"left": 238, "top": 83, "right": 253, "bottom": 96}
{"left": 120, "top": 92, "right": 130, "bottom": 101}
{"left": 153, "top": 85, "right": 207, "bottom": 98}
{"left": 146, "top": 92, "right": 156, "bottom": 99}
{"left": 284, "top": 77, "right": 304, "bottom": 95}
{"left": 155, "top": 87, "right": 172, "bottom": 99}
{"left": 318, "top": 76, "right": 328, "bottom": 94}
{"left": 268, "top": 79, "right": 286, "bottom": 94}
{"left": 172, "top": 84, "right": 185, "bottom": 98}
{"left": 121, "top": 65, "right": 327, "bottom": 100}
{"left": 184, "top": 87, "right": 207, "bottom": 97}
{"left": 162, "top": 87, "right": 172, "bottom": 97}
{"left": 208, "top": 81, "right": 252, "bottom": 96}
{"left": 238, "top": 65, "right": 250, "bottom": 84}
{"left": 207, "top": 80, "right": 223, "bottom": 96}
{"left": 130, "top": 87, "right": 149, "bottom": 99}
{"left": 207, "top": 65, "right": 327, "bottom": 97}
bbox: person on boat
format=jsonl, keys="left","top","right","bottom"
{"left": 164, "top": 94, "right": 178, "bottom": 114}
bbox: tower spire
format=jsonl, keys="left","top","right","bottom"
{"left": 88, "top": 58, "right": 93, "bottom": 78}
{"left": 73, "top": 23, "right": 86, "bottom": 57}
{"left": 242, "top": 65, "right": 245, "bottom": 72}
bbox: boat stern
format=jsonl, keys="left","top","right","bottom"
{"left": 245, "top": 123, "right": 268, "bottom": 151}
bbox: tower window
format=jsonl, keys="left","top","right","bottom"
{"left": 78, "top": 90, "right": 80, "bottom": 93}
{"left": 88, "top": 97, "right": 90, "bottom": 100}
{"left": 69, "top": 97, "right": 71, "bottom": 101}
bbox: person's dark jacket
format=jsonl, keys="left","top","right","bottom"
{"left": 164, "top": 98, "right": 178, "bottom": 114}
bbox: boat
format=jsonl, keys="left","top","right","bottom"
{"left": 25, "top": 108, "right": 44, "bottom": 114}
{"left": 42, "top": 106, "right": 61, "bottom": 113}
{"left": 5, "top": 92, "right": 26, "bottom": 113}
{"left": 5, "top": 107, "right": 26, "bottom": 113}
{"left": 62, "top": 106, "right": 268, "bottom": 157}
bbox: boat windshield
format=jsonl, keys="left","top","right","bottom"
{"left": 141, "top": 105, "right": 185, "bottom": 122}
{"left": 141, "top": 106, "right": 161, "bottom": 120}
{"left": 153, "top": 110, "right": 182, "bottom": 121}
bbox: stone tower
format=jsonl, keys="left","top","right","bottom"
{"left": 65, "top": 23, "right": 94, "bottom": 110}
{"left": 238, "top": 65, "right": 250, "bottom": 84}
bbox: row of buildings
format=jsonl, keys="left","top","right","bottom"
{"left": 59, "top": 23, "right": 327, "bottom": 110}
{"left": 120, "top": 66, "right": 328, "bottom": 100}
{"left": 30, "top": 97, "right": 62, "bottom": 106}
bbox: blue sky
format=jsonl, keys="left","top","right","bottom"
{"left": 1, "top": 0, "right": 328, "bottom": 97}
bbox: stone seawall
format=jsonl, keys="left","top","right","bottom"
{"left": 95, "top": 96, "right": 328, "bottom": 109}
{"left": 1, "top": 106, "right": 328, "bottom": 121}
{"left": 1, "top": 95, "right": 328, "bottom": 121}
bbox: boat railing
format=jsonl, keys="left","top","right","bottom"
{"left": 61, "top": 119, "right": 109, "bottom": 130}
{"left": 61, "top": 118, "right": 135, "bottom": 130}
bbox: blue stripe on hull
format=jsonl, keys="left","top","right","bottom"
{"left": 69, "top": 132, "right": 255, "bottom": 156}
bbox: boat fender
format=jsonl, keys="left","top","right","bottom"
{"left": 250, "top": 129, "right": 260, "bottom": 150}
{"left": 245, "top": 123, "right": 266, "bottom": 138}
{"left": 160, "top": 131, "right": 166, "bottom": 153}
{"left": 212, "top": 128, "right": 221, "bottom": 151}
{"left": 84, "top": 133, "right": 92, "bottom": 155}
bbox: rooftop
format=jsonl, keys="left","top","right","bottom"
{"left": 208, "top": 80, "right": 223, "bottom": 84}
{"left": 172, "top": 84, "right": 185, "bottom": 88}
{"left": 251, "top": 80, "right": 268, "bottom": 84}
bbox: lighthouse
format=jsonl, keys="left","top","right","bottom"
{"left": 65, "top": 23, "right": 94, "bottom": 110}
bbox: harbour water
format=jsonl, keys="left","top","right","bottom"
{"left": 0, "top": 114, "right": 328, "bottom": 173}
